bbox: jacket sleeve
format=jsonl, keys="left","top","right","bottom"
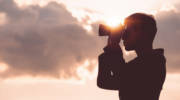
{"left": 97, "top": 45, "right": 126, "bottom": 90}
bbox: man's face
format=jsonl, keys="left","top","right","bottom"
{"left": 122, "top": 22, "right": 141, "bottom": 51}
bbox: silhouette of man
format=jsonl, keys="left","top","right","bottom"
{"left": 97, "top": 13, "right": 166, "bottom": 100}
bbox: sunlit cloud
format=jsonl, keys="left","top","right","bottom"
{"left": 0, "top": 13, "right": 7, "bottom": 26}
{"left": 1, "top": 59, "right": 98, "bottom": 84}
{"left": 14, "top": 0, "right": 56, "bottom": 7}
{"left": 0, "top": 62, "right": 8, "bottom": 72}
{"left": 76, "top": 59, "right": 98, "bottom": 81}
{"left": 160, "top": 3, "right": 178, "bottom": 12}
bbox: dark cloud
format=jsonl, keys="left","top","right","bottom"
{"left": 0, "top": 0, "right": 104, "bottom": 79}
{"left": 154, "top": 8, "right": 180, "bottom": 73}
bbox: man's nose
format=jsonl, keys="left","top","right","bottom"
{"left": 122, "top": 30, "right": 128, "bottom": 40}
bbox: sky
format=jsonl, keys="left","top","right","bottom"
{"left": 0, "top": 0, "right": 180, "bottom": 100}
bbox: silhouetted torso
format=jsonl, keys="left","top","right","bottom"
{"left": 97, "top": 45, "right": 166, "bottom": 100}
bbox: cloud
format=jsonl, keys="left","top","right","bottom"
{"left": 154, "top": 6, "right": 180, "bottom": 73}
{"left": 0, "top": 0, "right": 103, "bottom": 79}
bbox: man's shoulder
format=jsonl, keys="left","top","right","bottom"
{"left": 125, "top": 48, "right": 166, "bottom": 68}
{"left": 136, "top": 48, "right": 165, "bottom": 63}
{"left": 145, "top": 49, "right": 166, "bottom": 64}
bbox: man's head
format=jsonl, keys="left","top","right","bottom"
{"left": 122, "top": 13, "right": 157, "bottom": 51}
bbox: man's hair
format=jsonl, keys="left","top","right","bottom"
{"left": 124, "top": 13, "right": 157, "bottom": 44}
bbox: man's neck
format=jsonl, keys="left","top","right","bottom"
{"left": 135, "top": 45, "right": 153, "bottom": 57}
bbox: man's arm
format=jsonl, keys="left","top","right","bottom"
{"left": 97, "top": 44, "right": 125, "bottom": 90}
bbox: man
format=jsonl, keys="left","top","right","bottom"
{"left": 97, "top": 13, "right": 166, "bottom": 100}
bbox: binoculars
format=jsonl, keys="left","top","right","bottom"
{"left": 99, "top": 24, "right": 126, "bottom": 37}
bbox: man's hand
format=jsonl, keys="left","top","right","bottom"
{"left": 107, "top": 24, "right": 124, "bottom": 47}
{"left": 108, "top": 34, "right": 121, "bottom": 46}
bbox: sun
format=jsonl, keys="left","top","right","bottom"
{"left": 104, "top": 17, "right": 124, "bottom": 28}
